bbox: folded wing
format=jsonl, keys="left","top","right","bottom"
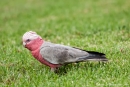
{"left": 40, "top": 42, "right": 107, "bottom": 64}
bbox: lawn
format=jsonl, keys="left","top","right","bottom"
{"left": 0, "top": 0, "right": 130, "bottom": 87}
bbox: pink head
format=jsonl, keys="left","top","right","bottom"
{"left": 22, "top": 31, "right": 43, "bottom": 51}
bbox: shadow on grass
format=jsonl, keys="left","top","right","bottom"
{"left": 55, "top": 61, "right": 108, "bottom": 76}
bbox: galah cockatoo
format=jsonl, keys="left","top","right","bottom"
{"left": 22, "top": 31, "right": 108, "bottom": 72}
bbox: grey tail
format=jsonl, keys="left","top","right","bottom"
{"left": 77, "top": 51, "right": 108, "bottom": 62}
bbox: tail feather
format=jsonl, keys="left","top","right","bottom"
{"left": 77, "top": 51, "right": 108, "bottom": 62}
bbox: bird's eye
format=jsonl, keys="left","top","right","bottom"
{"left": 26, "top": 39, "right": 30, "bottom": 42}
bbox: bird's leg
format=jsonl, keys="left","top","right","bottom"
{"left": 50, "top": 68, "right": 58, "bottom": 73}
{"left": 51, "top": 68, "right": 56, "bottom": 72}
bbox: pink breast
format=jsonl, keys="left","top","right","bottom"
{"left": 32, "top": 48, "right": 61, "bottom": 68}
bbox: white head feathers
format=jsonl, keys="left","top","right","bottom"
{"left": 22, "top": 31, "right": 42, "bottom": 41}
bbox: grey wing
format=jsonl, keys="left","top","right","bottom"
{"left": 40, "top": 44, "right": 89, "bottom": 64}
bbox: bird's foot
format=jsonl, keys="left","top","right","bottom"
{"left": 50, "top": 68, "right": 59, "bottom": 73}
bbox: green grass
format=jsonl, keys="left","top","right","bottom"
{"left": 0, "top": 0, "right": 130, "bottom": 87}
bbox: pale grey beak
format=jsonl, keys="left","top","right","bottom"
{"left": 23, "top": 42, "right": 26, "bottom": 47}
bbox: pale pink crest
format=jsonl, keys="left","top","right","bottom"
{"left": 22, "top": 31, "right": 42, "bottom": 41}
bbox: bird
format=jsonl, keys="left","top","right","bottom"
{"left": 22, "top": 31, "right": 108, "bottom": 72}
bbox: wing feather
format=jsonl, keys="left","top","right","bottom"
{"left": 40, "top": 43, "right": 89, "bottom": 64}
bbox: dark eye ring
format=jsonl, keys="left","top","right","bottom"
{"left": 26, "top": 39, "right": 30, "bottom": 42}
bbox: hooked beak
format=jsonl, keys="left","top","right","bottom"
{"left": 23, "top": 42, "right": 26, "bottom": 47}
